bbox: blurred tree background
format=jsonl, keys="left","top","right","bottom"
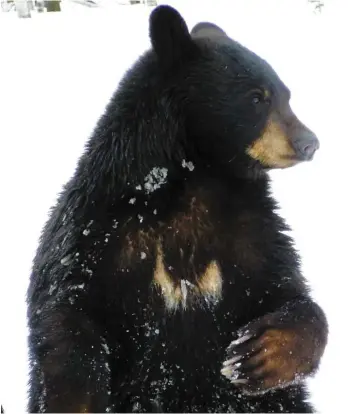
{"left": 0, "top": 0, "right": 325, "bottom": 18}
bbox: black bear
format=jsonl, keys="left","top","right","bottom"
{"left": 27, "top": 5, "right": 328, "bottom": 413}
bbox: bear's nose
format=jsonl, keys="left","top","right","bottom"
{"left": 293, "top": 132, "right": 320, "bottom": 161}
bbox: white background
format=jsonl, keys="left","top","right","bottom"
{"left": 1, "top": 0, "right": 352, "bottom": 412}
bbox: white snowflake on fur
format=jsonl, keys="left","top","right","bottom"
{"left": 144, "top": 167, "right": 168, "bottom": 193}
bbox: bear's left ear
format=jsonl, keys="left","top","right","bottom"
{"left": 149, "top": 5, "right": 195, "bottom": 70}
{"left": 191, "top": 22, "right": 227, "bottom": 38}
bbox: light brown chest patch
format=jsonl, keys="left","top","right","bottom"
{"left": 153, "top": 244, "right": 223, "bottom": 311}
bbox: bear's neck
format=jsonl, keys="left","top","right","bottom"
{"left": 115, "top": 164, "right": 271, "bottom": 227}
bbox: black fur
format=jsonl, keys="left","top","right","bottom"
{"left": 149, "top": 5, "right": 197, "bottom": 71}
{"left": 27, "top": 5, "right": 327, "bottom": 413}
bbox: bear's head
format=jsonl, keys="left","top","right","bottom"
{"left": 92, "top": 5, "right": 320, "bottom": 193}
{"left": 150, "top": 5, "right": 319, "bottom": 175}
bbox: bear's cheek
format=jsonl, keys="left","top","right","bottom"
{"left": 246, "top": 117, "right": 297, "bottom": 169}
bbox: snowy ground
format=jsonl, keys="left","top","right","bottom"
{"left": 1, "top": 0, "right": 352, "bottom": 412}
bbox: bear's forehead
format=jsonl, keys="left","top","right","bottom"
{"left": 196, "top": 37, "right": 284, "bottom": 91}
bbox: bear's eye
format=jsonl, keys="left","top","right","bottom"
{"left": 251, "top": 92, "right": 264, "bottom": 105}
{"left": 251, "top": 90, "right": 271, "bottom": 107}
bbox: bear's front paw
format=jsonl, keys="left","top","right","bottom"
{"left": 221, "top": 320, "right": 316, "bottom": 395}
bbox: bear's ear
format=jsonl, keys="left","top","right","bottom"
{"left": 149, "top": 5, "right": 195, "bottom": 70}
{"left": 191, "top": 22, "right": 227, "bottom": 39}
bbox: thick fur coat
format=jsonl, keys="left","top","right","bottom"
{"left": 27, "top": 6, "right": 328, "bottom": 413}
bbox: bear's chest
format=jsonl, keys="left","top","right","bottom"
{"left": 111, "top": 186, "right": 271, "bottom": 324}
{"left": 117, "top": 253, "right": 264, "bottom": 353}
